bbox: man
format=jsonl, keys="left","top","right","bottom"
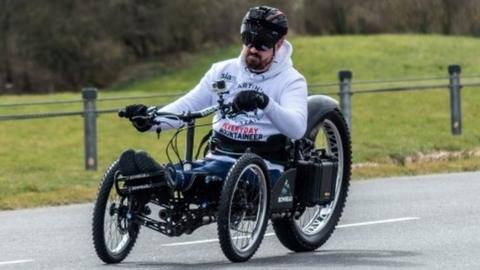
{"left": 123, "top": 6, "right": 307, "bottom": 190}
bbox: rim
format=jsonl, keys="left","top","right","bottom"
{"left": 295, "top": 119, "right": 344, "bottom": 235}
{"left": 103, "top": 171, "right": 131, "bottom": 256}
{"left": 228, "top": 164, "right": 268, "bottom": 253}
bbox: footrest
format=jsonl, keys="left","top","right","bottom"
{"left": 115, "top": 168, "right": 174, "bottom": 195}
{"left": 121, "top": 170, "right": 167, "bottom": 181}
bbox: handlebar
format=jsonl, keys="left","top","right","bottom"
{"left": 118, "top": 103, "right": 236, "bottom": 123}
{"left": 119, "top": 80, "right": 239, "bottom": 123}
{"left": 118, "top": 109, "right": 127, "bottom": 118}
{"left": 118, "top": 90, "right": 237, "bottom": 166}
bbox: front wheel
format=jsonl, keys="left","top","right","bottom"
{"left": 217, "top": 153, "right": 270, "bottom": 262}
{"left": 92, "top": 160, "right": 139, "bottom": 263}
{"left": 273, "top": 109, "right": 352, "bottom": 252}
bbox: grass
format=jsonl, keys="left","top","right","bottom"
{"left": 1, "top": 34, "right": 480, "bottom": 209}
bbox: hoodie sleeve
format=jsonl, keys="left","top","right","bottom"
{"left": 152, "top": 65, "right": 216, "bottom": 131}
{"left": 159, "top": 67, "right": 215, "bottom": 114}
{"left": 262, "top": 76, "right": 308, "bottom": 140}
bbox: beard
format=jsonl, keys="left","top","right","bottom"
{"left": 245, "top": 52, "right": 271, "bottom": 71}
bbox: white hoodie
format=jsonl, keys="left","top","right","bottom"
{"left": 155, "top": 40, "right": 307, "bottom": 141}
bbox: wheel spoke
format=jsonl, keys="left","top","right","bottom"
{"left": 93, "top": 162, "right": 141, "bottom": 263}
{"left": 225, "top": 161, "right": 267, "bottom": 255}
{"left": 102, "top": 176, "right": 131, "bottom": 255}
{"left": 295, "top": 119, "right": 345, "bottom": 236}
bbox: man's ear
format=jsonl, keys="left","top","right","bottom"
{"left": 275, "top": 37, "right": 285, "bottom": 50}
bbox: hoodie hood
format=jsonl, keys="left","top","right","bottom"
{"left": 239, "top": 40, "right": 294, "bottom": 81}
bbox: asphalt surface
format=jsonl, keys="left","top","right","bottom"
{"left": 1, "top": 171, "right": 479, "bottom": 269}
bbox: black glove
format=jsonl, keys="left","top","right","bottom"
{"left": 232, "top": 90, "right": 269, "bottom": 112}
{"left": 124, "top": 104, "right": 148, "bottom": 118}
{"left": 124, "top": 104, "right": 153, "bottom": 132}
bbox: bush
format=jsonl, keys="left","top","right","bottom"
{"left": 1, "top": 0, "right": 480, "bottom": 94}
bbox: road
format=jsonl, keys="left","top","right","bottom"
{"left": 1, "top": 171, "right": 479, "bottom": 269}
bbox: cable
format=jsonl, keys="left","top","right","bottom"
{"left": 166, "top": 128, "right": 183, "bottom": 167}
{"left": 154, "top": 113, "right": 183, "bottom": 166}
{"left": 173, "top": 129, "right": 181, "bottom": 163}
{"left": 161, "top": 109, "right": 236, "bottom": 167}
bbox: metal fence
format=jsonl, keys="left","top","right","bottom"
{"left": 1, "top": 64, "right": 479, "bottom": 171}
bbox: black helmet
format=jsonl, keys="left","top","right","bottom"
{"left": 240, "top": 6, "right": 288, "bottom": 51}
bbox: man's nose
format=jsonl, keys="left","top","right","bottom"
{"left": 247, "top": 45, "right": 259, "bottom": 53}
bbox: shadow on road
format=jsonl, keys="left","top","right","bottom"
{"left": 112, "top": 249, "right": 422, "bottom": 269}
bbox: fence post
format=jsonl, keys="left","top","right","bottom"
{"left": 448, "top": 65, "right": 462, "bottom": 135}
{"left": 82, "top": 88, "right": 98, "bottom": 170}
{"left": 338, "top": 70, "right": 353, "bottom": 129}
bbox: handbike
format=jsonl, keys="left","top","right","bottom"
{"left": 91, "top": 84, "right": 352, "bottom": 263}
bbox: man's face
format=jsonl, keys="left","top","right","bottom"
{"left": 243, "top": 45, "right": 273, "bottom": 71}
{"left": 243, "top": 39, "right": 282, "bottom": 72}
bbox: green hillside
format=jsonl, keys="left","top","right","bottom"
{"left": 112, "top": 34, "right": 480, "bottom": 90}
{"left": 1, "top": 34, "right": 480, "bottom": 209}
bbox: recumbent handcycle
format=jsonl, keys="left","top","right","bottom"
{"left": 91, "top": 83, "right": 352, "bottom": 263}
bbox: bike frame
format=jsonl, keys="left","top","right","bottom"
{"left": 184, "top": 119, "right": 195, "bottom": 170}
{"left": 156, "top": 90, "right": 231, "bottom": 171}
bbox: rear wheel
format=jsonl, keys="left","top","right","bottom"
{"left": 217, "top": 153, "right": 270, "bottom": 262}
{"left": 273, "top": 109, "right": 352, "bottom": 251}
{"left": 92, "top": 160, "right": 139, "bottom": 263}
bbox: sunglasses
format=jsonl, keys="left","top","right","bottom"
{"left": 241, "top": 32, "right": 275, "bottom": 51}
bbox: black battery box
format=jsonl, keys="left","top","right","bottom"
{"left": 295, "top": 156, "right": 338, "bottom": 206}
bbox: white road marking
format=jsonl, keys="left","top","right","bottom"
{"left": 0, "top": 259, "right": 34, "bottom": 266}
{"left": 161, "top": 216, "right": 420, "bottom": 247}
{"left": 162, "top": 238, "right": 219, "bottom": 246}
{"left": 336, "top": 217, "right": 420, "bottom": 228}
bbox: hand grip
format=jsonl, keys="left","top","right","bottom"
{"left": 118, "top": 109, "right": 127, "bottom": 118}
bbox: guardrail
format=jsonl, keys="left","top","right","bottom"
{"left": 337, "top": 65, "right": 472, "bottom": 134}
{"left": 1, "top": 64, "right": 478, "bottom": 170}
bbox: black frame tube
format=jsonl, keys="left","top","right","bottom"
{"left": 185, "top": 119, "right": 195, "bottom": 167}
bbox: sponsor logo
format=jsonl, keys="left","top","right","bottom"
{"left": 278, "top": 196, "right": 293, "bottom": 203}
{"left": 236, "top": 82, "right": 263, "bottom": 92}
{"left": 281, "top": 179, "right": 292, "bottom": 196}
{"left": 218, "top": 122, "right": 264, "bottom": 140}
{"left": 129, "top": 184, "right": 152, "bottom": 191}
{"left": 278, "top": 179, "right": 293, "bottom": 203}
{"left": 220, "top": 72, "right": 236, "bottom": 82}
